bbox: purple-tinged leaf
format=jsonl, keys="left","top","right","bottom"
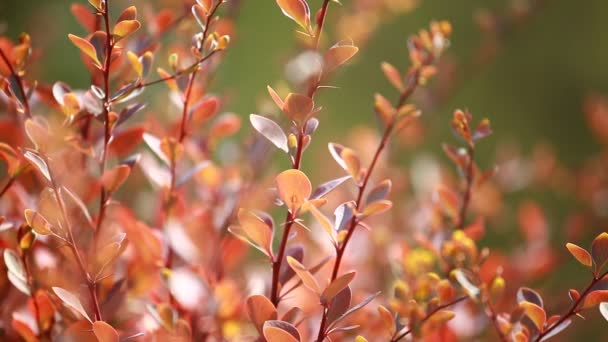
{"left": 311, "top": 176, "right": 351, "bottom": 199}
{"left": 250, "top": 114, "right": 288, "bottom": 153}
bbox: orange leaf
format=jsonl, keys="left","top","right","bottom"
{"left": 362, "top": 200, "right": 392, "bottom": 218}
{"left": 92, "top": 321, "right": 119, "bottom": 342}
{"left": 0, "top": 143, "right": 21, "bottom": 176}
{"left": 263, "top": 320, "right": 301, "bottom": 342}
{"left": 377, "top": 305, "right": 396, "bottom": 336}
{"left": 381, "top": 62, "right": 404, "bottom": 92}
{"left": 24, "top": 209, "right": 53, "bottom": 235}
{"left": 276, "top": 170, "right": 312, "bottom": 213}
{"left": 566, "top": 243, "right": 592, "bottom": 267}
{"left": 282, "top": 93, "right": 313, "bottom": 123}
{"left": 520, "top": 301, "right": 546, "bottom": 331}
{"left": 237, "top": 209, "right": 273, "bottom": 256}
{"left": 321, "top": 271, "right": 356, "bottom": 304}
{"left": 308, "top": 204, "right": 337, "bottom": 245}
{"left": 583, "top": 290, "right": 608, "bottom": 308}
{"left": 324, "top": 42, "right": 359, "bottom": 74}
{"left": 101, "top": 165, "right": 131, "bottom": 193}
{"left": 276, "top": 0, "right": 311, "bottom": 33}
{"left": 68, "top": 34, "right": 101, "bottom": 67}
{"left": 286, "top": 256, "right": 320, "bottom": 294}
{"left": 246, "top": 295, "right": 277, "bottom": 336}
{"left": 113, "top": 20, "right": 141, "bottom": 39}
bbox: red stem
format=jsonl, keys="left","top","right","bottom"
{"left": 316, "top": 70, "right": 422, "bottom": 341}
{"left": 271, "top": 0, "right": 333, "bottom": 308}
{"left": 0, "top": 176, "right": 16, "bottom": 199}
{"left": 270, "top": 131, "right": 305, "bottom": 306}
{"left": 95, "top": 0, "right": 115, "bottom": 236}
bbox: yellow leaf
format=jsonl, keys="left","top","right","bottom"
{"left": 113, "top": 20, "right": 141, "bottom": 39}
{"left": 68, "top": 34, "right": 101, "bottom": 67}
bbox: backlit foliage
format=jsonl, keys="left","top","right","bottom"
{"left": 0, "top": 0, "right": 607, "bottom": 341}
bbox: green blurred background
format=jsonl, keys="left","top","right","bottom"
{"left": 2, "top": 0, "right": 608, "bottom": 339}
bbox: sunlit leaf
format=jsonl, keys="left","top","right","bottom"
{"left": 310, "top": 176, "right": 351, "bottom": 199}
{"left": 600, "top": 302, "right": 608, "bottom": 321}
{"left": 566, "top": 243, "right": 592, "bottom": 267}
{"left": 362, "top": 200, "right": 392, "bottom": 218}
{"left": 377, "top": 305, "right": 396, "bottom": 336}
{"left": 4, "top": 249, "right": 26, "bottom": 285}
{"left": 117, "top": 6, "right": 137, "bottom": 22}
{"left": 142, "top": 133, "right": 170, "bottom": 165}
{"left": 309, "top": 205, "right": 337, "bottom": 245}
{"left": 267, "top": 85, "right": 285, "bottom": 109}
{"left": 321, "top": 271, "right": 356, "bottom": 304}
{"left": 0, "top": 143, "right": 20, "bottom": 177}
{"left": 276, "top": 170, "right": 312, "bottom": 213}
{"left": 23, "top": 150, "right": 50, "bottom": 182}
{"left": 539, "top": 319, "right": 571, "bottom": 341}
{"left": 276, "top": 0, "right": 311, "bottom": 33}
{"left": 263, "top": 320, "right": 301, "bottom": 342}
{"left": 324, "top": 41, "right": 359, "bottom": 74}
{"left": 93, "top": 321, "right": 119, "bottom": 342}
{"left": 24, "top": 209, "right": 53, "bottom": 235}
{"left": 250, "top": 114, "right": 288, "bottom": 152}
{"left": 68, "top": 34, "right": 101, "bottom": 67}
{"left": 246, "top": 295, "right": 278, "bottom": 336}
{"left": 283, "top": 93, "right": 313, "bottom": 123}
{"left": 113, "top": 20, "right": 141, "bottom": 40}
{"left": 24, "top": 119, "right": 49, "bottom": 151}
{"left": 381, "top": 62, "right": 404, "bottom": 92}
{"left": 517, "top": 287, "right": 544, "bottom": 308}
{"left": 101, "top": 164, "right": 131, "bottom": 193}
{"left": 366, "top": 179, "right": 392, "bottom": 204}
{"left": 52, "top": 286, "right": 92, "bottom": 322}
{"left": 236, "top": 209, "right": 273, "bottom": 256}
{"left": 451, "top": 269, "right": 480, "bottom": 300}
{"left": 583, "top": 290, "right": 608, "bottom": 308}
{"left": 520, "top": 301, "right": 546, "bottom": 331}
{"left": 286, "top": 256, "right": 320, "bottom": 294}
{"left": 88, "top": 0, "right": 102, "bottom": 11}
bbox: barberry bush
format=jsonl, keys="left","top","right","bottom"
{"left": 0, "top": 0, "right": 607, "bottom": 341}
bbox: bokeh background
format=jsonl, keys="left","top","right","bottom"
{"left": 2, "top": 0, "right": 608, "bottom": 339}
